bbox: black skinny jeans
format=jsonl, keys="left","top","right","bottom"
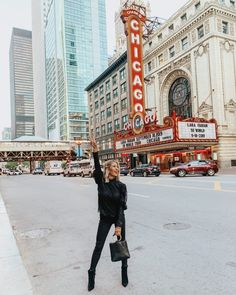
{"left": 90, "top": 215, "right": 128, "bottom": 270}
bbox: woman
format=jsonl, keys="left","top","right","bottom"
{"left": 88, "top": 137, "right": 128, "bottom": 291}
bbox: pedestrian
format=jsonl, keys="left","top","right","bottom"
{"left": 88, "top": 137, "right": 128, "bottom": 291}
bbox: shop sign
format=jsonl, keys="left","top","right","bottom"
{"left": 121, "top": 8, "right": 146, "bottom": 134}
{"left": 115, "top": 128, "right": 174, "bottom": 150}
{"left": 178, "top": 122, "right": 217, "bottom": 140}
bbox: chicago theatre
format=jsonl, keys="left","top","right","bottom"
{"left": 86, "top": 0, "right": 236, "bottom": 170}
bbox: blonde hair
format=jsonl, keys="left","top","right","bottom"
{"left": 104, "top": 160, "right": 120, "bottom": 183}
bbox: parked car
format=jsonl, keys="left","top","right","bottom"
{"left": 63, "top": 162, "right": 81, "bottom": 177}
{"left": 130, "top": 164, "right": 161, "bottom": 177}
{"left": 170, "top": 160, "right": 218, "bottom": 177}
{"left": 32, "top": 167, "right": 43, "bottom": 175}
{"left": 120, "top": 166, "right": 129, "bottom": 176}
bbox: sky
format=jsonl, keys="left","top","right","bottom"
{"left": 0, "top": 0, "right": 187, "bottom": 137}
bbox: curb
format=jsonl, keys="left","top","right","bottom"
{"left": 0, "top": 193, "right": 33, "bottom": 295}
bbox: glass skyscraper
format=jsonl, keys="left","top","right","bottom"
{"left": 45, "top": 0, "right": 108, "bottom": 140}
{"left": 9, "top": 28, "right": 35, "bottom": 139}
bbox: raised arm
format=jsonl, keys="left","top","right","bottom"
{"left": 90, "top": 137, "right": 103, "bottom": 183}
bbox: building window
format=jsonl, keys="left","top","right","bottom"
{"left": 99, "top": 85, "right": 104, "bottom": 95}
{"left": 114, "top": 119, "right": 120, "bottom": 130}
{"left": 101, "top": 110, "right": 105, "bottom": 121}
{"left": 96, "top": 127, "right": 100, "bottom": 136}
{"left": 122, "top": 115, "right": 128, "bottom": 128}
{"left": 70, "top": 41, "right": 75, "bottom": 47}
{"left": 106, "top": 80, "right": 110, "bottom": 91}
{"left": 195, "top": 2, "right": 200, "bottom": 10}
{"left": 100, "top": 97, "right": 104, "bottom": 106}
{"left": 95, "top": 101, "right": 99, "bottom": 110}
{"left": 158, "top": 54, "right": 164, "bottom": 65}
{"left": 197, "top": 25, "right": 204, "bottom": 39}
{"left": 107, "top": 122, "right": 112, "bottom": 133}
{"left": 158, "top": 33, "right": 162, "bottom": 41}
{"left": 114, "top": 103, "right": 119, "bottom": 114}
{"left": 120, "top": 82, "right": 127, "bottom": 94}
{"left": 90, "top": 117, "right": 93, "bottom": 126}
{"left": 95, "top": 114, "right": 99, "bottom": 123}
{"left": 182, "top": 37, "right": 188, "bottom": 50}
{"left": 90, "top": 104, "right": 93, "bottom": 112}
{"left": 168, "top": 77, "right": 192, "bottom": 119}
{"left": 101, "top": 124, "right": 106, "bottom": 135}
{"left": 120, "top": 68, "right": 126, "bottom": 80}
{"left": 148, "top": 61, "right": 152, "bottom": 72}
{"left": 113, "top": 88, "right": 118, "bottom": 98}
{"left": 70, "top": 53, "right": 75, "bottom": 59}
{"left": 181, "top": 13, "right": 187, "bottom": 22}
{"left": 107, "top": 107, "right": 112, "bottom": 117}
{"left": 149, "top": 41, "right": 152, "bottom": 47}
{"left": 121, "top": 98, "right": 127, "bottom": 111}
{"left": 222, "top": 21, "right": 228, "bottom": 34}
{"left": 169, "top": 24, "right": 174, "bottom": 32}
{"left": 230, "top": 0, "right": 235, "bottom": 7}
{"left": 94, "top": 89, "right": 98, "bottom": 99}
{"left": 106, "top": 92, "right": 111, "bottom": 103}
{"left": 169, "top": 46, "right": 175, "bottom": 58}
{"left": 112, "top": 74, "right": 117, "bottom": 86}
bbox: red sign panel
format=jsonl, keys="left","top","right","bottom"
{"left": 121, "top": 8, "right": 146, "bottom": 134}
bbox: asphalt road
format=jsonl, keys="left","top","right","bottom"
{"left": 1, "top": 173, "right": 236, "bottom": 295}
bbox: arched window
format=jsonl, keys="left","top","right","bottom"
{"left": 168, "top": 77, "right": 192, "bottom": 118}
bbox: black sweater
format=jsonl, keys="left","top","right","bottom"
{"left": 93, "top": 152, "right": 127, "bottom": 227}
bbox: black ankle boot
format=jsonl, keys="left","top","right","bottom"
{"left": 88, "top": 269, "right": 95, "bottom": 291}
{"left": 121, "top": 266, "right": 128, "bottom": 287}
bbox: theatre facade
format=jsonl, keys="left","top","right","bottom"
{"left": 86, "top": 0, "right": 236, "bottom": 169}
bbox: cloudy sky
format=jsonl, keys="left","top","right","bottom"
{"left": 0, "top": 0, "right": 187, "bottom": 136}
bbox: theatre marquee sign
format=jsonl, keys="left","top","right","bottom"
{"left": 116, "top": 128, "right": 174, "bottom": 150}
{"left": 114, "top": 116, "right": 218, "bottom": 152}
{"left": 178, "top": 122, "right": 217, "bottom": 140}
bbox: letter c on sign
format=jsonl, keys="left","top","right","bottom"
{"left": 130, "top": 19, "right": 139, "bottom": 31}
{"left": 133, "top": 61, "right": 141, "bottom": 72}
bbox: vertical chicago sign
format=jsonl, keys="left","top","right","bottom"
{"left": 121, "top": 7, "right": 146, "bottom": 134}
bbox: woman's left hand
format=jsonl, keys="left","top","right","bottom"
{"left": 114, "top": 226, "right": 121, "bottom": 238}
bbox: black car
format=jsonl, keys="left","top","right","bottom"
{"left": 130, "top": 164, "right": 161, "bottom": 177}
{"left": 120, "top": 166, "right": 129, "bottom": 176}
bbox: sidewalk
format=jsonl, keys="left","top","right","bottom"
{"left": 0, "top": 192, "right": 33, "bottom": 295}
{"left": 218, "top": 167, "right": 236, "bottom": 175}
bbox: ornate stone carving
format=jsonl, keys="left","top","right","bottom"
{"left": 224, "top": 99, "right": 236, "bottom": 110}
{"left": 198, "top": 102, "right": 213, "bottom": 113}
{"left": 158, "top": 55, "right": 191, "bottom": 84}
{"left": 217, "top": 19, "right": 222, "bottom": 32}
{"left": 175, "top": 41, "right": 180, "bottom": 54}
{"left": 204, "top": 19, "right": 210, "bottom": 34}
{"left": 220, "top": 40, "right": 234, "bottom": 52}
{"left": 194, "top": 43, "right": 209, "bottom": 58}
{"left": 191, "top": 30, "right": 197, "bottom": 43}
{"left": 230, "top": 23, "right": 235, "bottom": 36}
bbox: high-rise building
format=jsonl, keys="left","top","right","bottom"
{"left": 1, "top": 127, "right": 11, "bottom": 141}
{"left": 9, "top": 28, "right": 35, "bottom": 139}
{"left": 44, "top": 0, "right": 108, "bottom": 141}
{"left": 31, "top": 0, "right": 50, "bottom": 139}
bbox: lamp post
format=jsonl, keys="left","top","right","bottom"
{"left": 75, "top": 140, "right": 81, "bottom": 159}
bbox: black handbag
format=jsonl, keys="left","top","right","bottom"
{"left": 109, "top": 237, "right": 130, "bottom": 262}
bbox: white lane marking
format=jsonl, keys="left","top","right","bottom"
{"left": 129, "top": 193, "right": 150, "bottom": 199}
{"left": 214, "top": 181, "right": 221, "bottom": 191}
{"left": 127, "top": 182, "right": 236, "bottom": 193}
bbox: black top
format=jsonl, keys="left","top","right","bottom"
{"left": 93, "top": 152, "right": 127, "bottom": 227}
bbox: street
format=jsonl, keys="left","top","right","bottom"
{"left": 1, "top": 173, "right": 236, "bottom": 295}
